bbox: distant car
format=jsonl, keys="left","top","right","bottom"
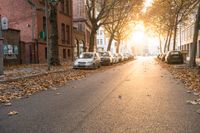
{"left": 113, "top": 53, "right": 119, "bottom": 63}
{"left": 123, "top": 54, "right": 129, "bottom": 61}
{"left": 73, "top": 52, "right": 101, "bottom": 69}
{"left": 128, "top": 53, "right": 134, "bottom": 60}
{"left": 99, "top": 51, "right": 113, "bottom": 65}
{"left": 165, "top": 50, "right": 183, "bottom": 64}
{"left": 118, "top": 53, "right": 124, "bottom": 62}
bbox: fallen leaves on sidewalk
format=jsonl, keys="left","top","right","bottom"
{"left": 0, "top": 69, "right": 87, "bottom": 104}
{"left": 186, "top": 100, "right": 200, "bottom": 105}
{"left": 156, "top": 59, "right": 200, "bottom": 95}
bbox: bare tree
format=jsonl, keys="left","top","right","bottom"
{"left": 49, "top": 2, "right": 60, "bottom": 65}
{"left": 86, "top": 0, "right": 119, "bottom": 52}
{"left": 104, "top": 0, "right": 143, "bottom": 52}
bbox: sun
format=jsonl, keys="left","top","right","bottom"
{"left": 130, "top": 23, "right": 146, "bottom": 44}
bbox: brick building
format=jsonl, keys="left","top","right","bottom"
{"left": 0, "top": 0, "right": 73, "bottom": 64}
{"left": 3, "top": 29, "right": 21, "bottom": 65}
{"left": 73, "top": 0, "right": 92, "bottom": 52}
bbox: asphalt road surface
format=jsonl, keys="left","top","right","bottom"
{"left": 0, "top": 57, "right": 200, "bottom": 133}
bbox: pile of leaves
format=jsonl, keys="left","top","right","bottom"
{"left": 0, "top": 69, "right": 86, "bottom": 104}
{"left": 156, "top": 59, "right": 200, "bottom": 94}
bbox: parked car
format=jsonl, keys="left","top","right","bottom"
{"left": 123, "top": 53, "right": 129, "bottom": 61}
{"left": 165, "top": 50, "right": 183, "bottom": 64}
{"left": 99, "top": 51, "right": 113, "bottom": 65}
{"left": 113, "top": 53, "right": 120, "bottom": 64}
{"left": 128, "top": 53, "right": 134, "bottom": 60}
{"left": 73, "top": 52, "right": 101, "bottom": 69}
{"left": 118, "top": 53, "right": 124, "bottom": 62}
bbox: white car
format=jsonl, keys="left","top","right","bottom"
{"left": 113, "top": 53, "right": 120, "bottom": 63}
{"left": 73, "top": 52, "right": 101, "bottom": 69}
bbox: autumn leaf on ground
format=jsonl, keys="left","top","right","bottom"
{"left": 197, "top": 109, "right": 200, "bottom": 114}
{"left": 4, "top": 102, "right": 12, "bottom": 106}
{"left": 8, "top": 111, "right": 18, "bottom": 116}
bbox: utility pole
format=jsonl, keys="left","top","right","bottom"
{"left": 0, "top": 15, "right": 4, "bottom": 75}
{"left": 45, "top": 0, "right": 50, "bottom": 70}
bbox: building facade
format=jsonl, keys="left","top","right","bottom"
{"left": 73, "top": 0, "right": 92, "bottom": 52}
{"left": 97, "top": 27, "right": 106, "bottom": 52}
{"left": 178, "top": 20, "right": 200, "bottom": 60}
{"left": 0, "top": 0, "right": 73, "bottom": 64}
{"left": 175, "top": 10, "right": 200, "bottom": 60}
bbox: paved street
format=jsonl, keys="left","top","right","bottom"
{"left": 0, "top": 57, "right": 200, "bottom": 133}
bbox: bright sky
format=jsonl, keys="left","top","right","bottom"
{"left": 127, "top": 0, "right": 159, "bottom": 55}
{"left": 128, "top": 22, "right": 159, "bottom": 54}
{"left": 143, "top": 0, "right": 153, "bottom": 12}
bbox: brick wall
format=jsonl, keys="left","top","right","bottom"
{"left": 0, "top": 0, "right": 74, "bottom": 63}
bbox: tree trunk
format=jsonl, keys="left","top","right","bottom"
{"left": 167, "top": 28, "right": 173, "bottom": 51}
{"left": 189, "top": 2, "right": 200, "bottom": 67}
{"left": 159, "top": 33, "right": 162, "bottom": 54}
{"left": 116, "top": 39, "right": 121, "bottom": 53}
{"left": 107, "top": 33, "right": 114, "bottom": 51}
{"left": 49, "top": 4, "right": 60, "bottom": 65}
{"left": 173, "top": 15, "right": 178, "bottom": 50}
{"left": 89, "top": 29, "right": 96, "bottom": 52}
{"left": 164, "top": 29, "right": 170, "bottom": 53}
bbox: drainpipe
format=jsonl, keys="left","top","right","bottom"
{"left": 0, "top": 15, "right": 4, "bottom": 75}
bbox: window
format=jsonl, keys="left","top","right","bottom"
{"left": 43, "top": 17, "right": 46, "bottom": 40}
{"left": 45, "top": 47, "right": 47, "bottom": 59}
{"left": 67, "top": 49, "right": 71, "bottom": 57}
{"left": 66, "top": 25, "right": 70, "bottom": 44}
{"left": 63, "top": 49, "right": 66, "bottom": 59}
{"left": 78, "top": 23, "right": 83, "bottom": 32}
{"left": 60, "top": 0, "right": 65, "bottom": 12}
{"left": 65, "top": 0, "right": 70, "bottom": 15}
{"left": 100, "top": 39, "right": 103, "bottom": 45}
{"left": 61, "top": 23, "right": 65, "bottom": 43}
{"left": 100, "top": 30, "right": 103, "bottom": 35}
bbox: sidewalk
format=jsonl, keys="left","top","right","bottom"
{"left": 0, "top": 62, "right": 89, "bottom": 103}
{"left": 0, "top": 63, "right": 73, "bottom": 82}
{"left": 185, "top": 57, "right": 200, "bottom": 66}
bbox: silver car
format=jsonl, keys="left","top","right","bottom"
{"left": 73, "top": 52, "right": 101, "bottom": 69}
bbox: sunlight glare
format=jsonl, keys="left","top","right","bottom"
{"left": 132, "top": 31, "right": 146, "bottom": 44}
{"left": 143, "top": 0, "right": 153, "bottom": 12}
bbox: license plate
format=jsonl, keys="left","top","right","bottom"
{"left": 173, "top": 56, "right": 179, "bottom": 58}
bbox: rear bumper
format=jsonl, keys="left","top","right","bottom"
{"left": 73, "top": 64, "right": 94, "bottom": 69}
{"left": 168, "top": 57, "right": 183, "bottom": 63}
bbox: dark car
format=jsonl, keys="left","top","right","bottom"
{"left": 165, "top": 51, "right": 183, "bottom": 64}
{"left": 99, "top": 51, "right": 113, "bottom": 65}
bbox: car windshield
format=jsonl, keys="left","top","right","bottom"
{"left": 170, "top": 51, "right": 180, "bottom": 55}
{"left": 79, "top": 53, "right": 94, "bottom": 59}
{"left": 99, "top": 52, "right": 109, "bottom": 57}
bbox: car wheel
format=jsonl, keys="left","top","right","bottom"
{"left": 98, "top": 63, "right": 101, "bottom": 68}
